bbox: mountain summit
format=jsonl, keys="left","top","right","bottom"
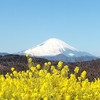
{"left": 25, "top": 38, "right": 79, "bottom": 57}
{"left": 20, "top": 38, "right": 96, "bottom": 62}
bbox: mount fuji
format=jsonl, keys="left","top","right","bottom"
{"left": 18, "top": 38, "right": 97, "bottom": 62}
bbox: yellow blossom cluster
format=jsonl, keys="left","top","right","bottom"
{"left": 0, "top": 55, "right": 100, "bottom": 100}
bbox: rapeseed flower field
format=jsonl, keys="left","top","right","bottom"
{"left": 0, "top": 54, "right": 100, "bottom": 100}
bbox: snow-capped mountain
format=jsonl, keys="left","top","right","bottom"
{"left": 19, "top": 38, "right": 97, "bottom": 62}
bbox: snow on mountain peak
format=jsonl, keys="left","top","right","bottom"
{"left": 18, "top": 38, "right": 97, "bottom": 62}
{"left": 43, "top": 38, "right": 78, "bottom": 51}
{"left": 24, "top": 38, "right": 78, "bottom": 56}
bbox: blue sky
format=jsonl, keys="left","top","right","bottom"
{"left": 0, "top": 0, "right": 100, "bottom": 56}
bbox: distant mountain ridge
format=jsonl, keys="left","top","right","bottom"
{"left": 0, "top": 52, "right": 9, "bottom": 56}
{"left": 18, "top": 38, "right": 97, "bottom": 62}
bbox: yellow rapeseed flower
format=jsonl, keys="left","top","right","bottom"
{"left": 25, "top": 53, "right": 29, "bottom": 57}
{"left": 57, "top": 61, "right": 63, "bottom": 69}
{"left": 74, "top": 66, "right": 79, "bottom": 73}
{"left": 64, "top": 65, "right": 69, "bottom": 71}
{"left": 44, "top": 62, "right": 48, "bottom": 67}
{"left": 65, "top": 95, "right": 71, "bottom": 100}
{"left": 44, "top": 97, "right": 48, "bottom": 100}
{"left": 48, "top": 61, "right": 51, "bottom": 66}
{"left": 81, "top": 70, "right": 87, "bottom": 80}
{"left": 28, "top": 58, "right": 32, "bottom": 63}
{"left": 11, "top": 98, "right": 15, "bottom": 100}
{"left": 50, "top": 65, "right": 55, "bottom": 71}
{"left": 11, "top": 67, "right": 15, "bottom": 71}
{"left": 1, "top": 56, "right": 100, "bottom": 100}
{"left": 36, "top": 64, "right": 41, "bottom": 70}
